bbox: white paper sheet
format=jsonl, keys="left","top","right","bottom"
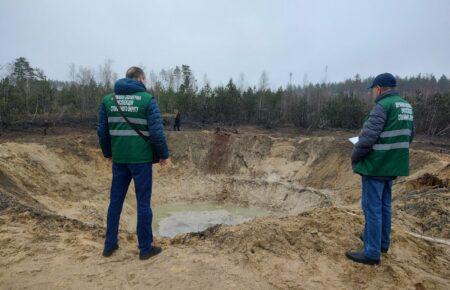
{"left": 349, "top": 136, "right": 359, "bottom": 145}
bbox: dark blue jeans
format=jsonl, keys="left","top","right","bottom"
{"left": 361, "top": 176, "right": 392, "bottom": 260}
{"left": 104, "top": 163, "right": 153, "bottom": 255}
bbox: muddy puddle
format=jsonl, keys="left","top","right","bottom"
{"left": 152, "top": 202, "right": 271, "bottom": 237}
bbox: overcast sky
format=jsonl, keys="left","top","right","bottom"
{"left": 1, "top": 0, "right": 449, "bottom": 87}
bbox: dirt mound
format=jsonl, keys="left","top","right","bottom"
{"left": 416, "top": 173, "right": 448, "bottom": 187}
{"left": 0, "top": 190, "right": 104, "bottom": 235}
{"left": 215, "top": 176, "right": 332, "bottom": 213}
{"left": 165, "top": 131, "right": 449, "bottom": 205}
{"left": 171, "top": 207, "right": 449, "bottom": 289}
{"left": 1, "top": 130, "right": 449, "bottom": 289}
{"left": 167, "top": 132, "right": 359, "bottom": 191}
{"left": 395, "top": 188, "right": 450, "bottom": 239}
{"left": 0, "top": 141, "right": 113, "bottom": 226}
{"left": 1, "top": 131, "right": 448, "bottom": 232}
{"left": 2, "top": 202, "right": 448, "bottom": 290}
{"left": 207, "top": 132, "right": 232, "bottom": 173}
{"left": 406, "top": 170, "right": 449, "bottom": 191}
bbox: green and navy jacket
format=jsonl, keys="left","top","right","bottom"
{"left": 97, "top": 78, "right": 169, "bottom": 163}
{"left": 351, "top": 90, "right": 415, "bottom": 177}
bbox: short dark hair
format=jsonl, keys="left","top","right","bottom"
{"left": 126, "top": 66, "right": 145, "bottom": 79}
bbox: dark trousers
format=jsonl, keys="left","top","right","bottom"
{"left": 361, "top": 176, "right": 392, "bottom": 260}
{"left": 104, "top": 163, "right": 153, "bottom": 254}
{"left": 173, "top": 123, "right": 180, "bottom": 131}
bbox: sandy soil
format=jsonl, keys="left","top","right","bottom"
{"left": 0, "top": 129, "right": 449, "bottom": 289}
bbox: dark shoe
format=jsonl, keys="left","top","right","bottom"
{"left": 139, "top": 246, "right": 163, "bottom": 260}
{"left": 345, "top": 250, "right": 380, "bottom": 265}
{"left": 359, "top": 234, "right": 388, "bottom": 253}
{"left": 102, "top": 244, "right": 119, "bottom": 257}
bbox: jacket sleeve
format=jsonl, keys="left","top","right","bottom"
{"left": 97, "top": 103, "right": 112, "bottom": 158}
{"left": 147, "top": 99, "right": 170, "bottom": 159}
{"left": 351, "top": 104, "right": 387, "bottom": 164}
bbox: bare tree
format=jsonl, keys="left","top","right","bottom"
{"left": 238, "top": 72, "right": 246, "bottom": 92}
{"left": 98, "top": 59, "right": 114, "bottom": 90}
{"left": 258, "top": 70, "right": 269, "bottom": 121}
{"left": 31, "top": 68, "right": 46, "bottom": 122}
{"left": 68, "top": 63, "right": 76, "bottom": 84}
{"left": 159, "top": 68, "right": 175, "bottom": 91}
{"left": 76, "top": 66, "right": 95, "bottom": 120}
{"left": 202, "top": 73, "right": 210, "bottom": 89}
{"left": 173, "top": 66, "right": 181, "bottom": 91}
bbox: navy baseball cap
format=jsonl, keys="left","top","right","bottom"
{"left": 368, "top": 73, "right": 397, "bottom": 89}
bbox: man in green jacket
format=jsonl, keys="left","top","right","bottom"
{"left": 346, "top": 73, "right": 414, "bottom": 265}
{"left": 97, "top": 67, "right": 169, "bottom": 260}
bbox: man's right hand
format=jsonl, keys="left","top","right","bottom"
{"left": 159, "top": 158, "right": 170, "bottom": 166}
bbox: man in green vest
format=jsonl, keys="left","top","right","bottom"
{"left": 97, "top": 67, "right": 169, "bottom": 260}
{"left": 346, "top": 73, "right": 415, "bottom": 265}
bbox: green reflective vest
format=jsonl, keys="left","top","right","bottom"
{"left": 354, "top": 94, "right": 414, "bottom": 177}
{"left": 102, "top": 92, "right": 153, "bottom": 163}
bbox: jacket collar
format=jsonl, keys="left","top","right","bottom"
{"left": 375, "top": 89, "right": 399, "bottom": 103}
{"left": 114, "top": 78, "right": 147, "bottom": 95}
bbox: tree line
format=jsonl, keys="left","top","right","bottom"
{"left": 0, "top": 57, "right": 449, "bottom": 136}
